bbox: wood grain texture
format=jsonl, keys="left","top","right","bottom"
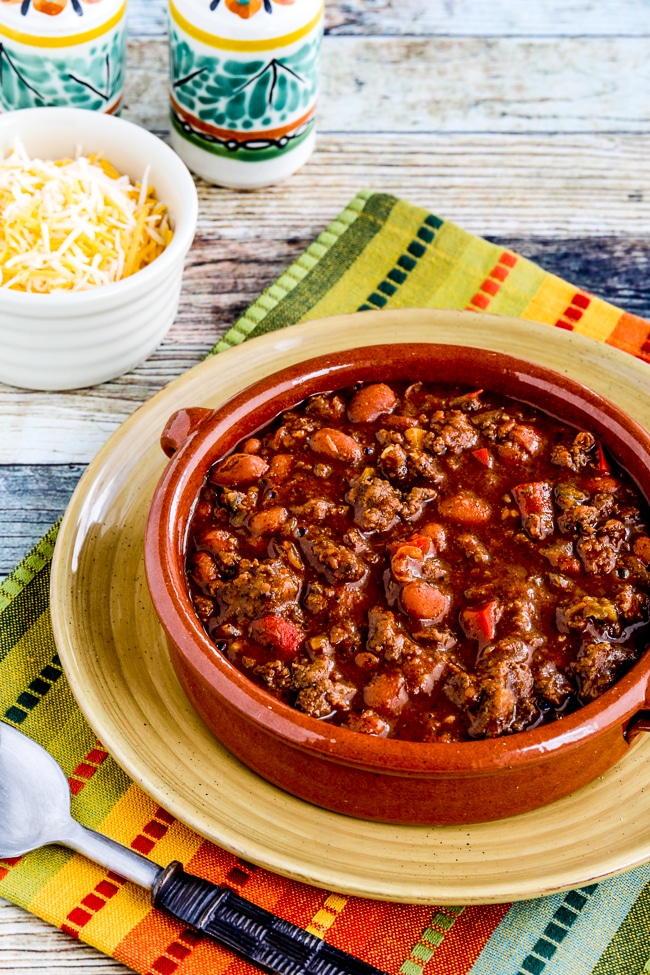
{"left": 0, "top": 898, "right": 132, "bottom": 972}
{"left": 122, "top": 36, "right": 650, "bottom": 135}
{"left": 131, "top": 0, "right": 650, "bottom": 36}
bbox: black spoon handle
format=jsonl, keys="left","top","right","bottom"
{"left": 153, "top": 861, "right": 389, "bottom": 975}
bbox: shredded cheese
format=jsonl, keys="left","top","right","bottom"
{"left": 0, "top": 141, "right": 173, "bottom": 293}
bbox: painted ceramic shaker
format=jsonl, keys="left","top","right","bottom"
{"left": 0, "top": 0, "right": 126, "bottom": 115}
{"left": 168, "top": 0, "right": 324, "bottom": 189}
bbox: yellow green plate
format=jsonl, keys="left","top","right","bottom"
{"left": 50, "top": 309, "right": 650, "bottom": 905}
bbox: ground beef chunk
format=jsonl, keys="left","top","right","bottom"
{"left": 401, "top": 486, "right": 438, "bottom": 520}
{"left": 470, "top": 408, "right": 516, "bottom": 441}
{"left": 540, "top": 540, "right": 582, "bottom": 574}
{"left": 572, "top": 641, "right": 636, "bottom": 701}
{"left": 291, "top": 656, "right": 356, "bottom": 718}
{"left": 216, "top": 558, "right": 301, "bottom": 621}
{"left": 304, "top": 393, "right": 346, "bottom": 421}
{"left": 366, "top": 607, "right": 413, "bottom": 661}
{"left": 219, "top": 487, "right": 259, "bottom": 519}
{"left": 497, "top": 423, "right": 543, "bottom": 462}
{"left": 407, "top": 450, "right": 444, "bottom": 481}
{"left": 305, "top": 535, "right": 366, "bottom": 583}
{"left": 613, "top": 583, "right": 648, "bottom": 624}
{"left": 443, "top": 669, "right": 481, "bottom": 708}
{"left": 468, "top": 639, "right": 536, "bottom": 738}
{"left": 346, "top": 474, "right": 402, "bottom": 532}
{"left": 343, "top": 709, "right": 391, "bottom": 736}
{"left": 554, "top": 485, "right": 617, "bottom": 538}
{"left": 558, "top": 503, "right": 600, "bottom": 535}
{"left": 426, "top": 410, "right": 479, "bottom": 455}
{"left": 576, "top": 524, "right": 625, "bottom": 575}
{"left": 302, "top": 581, "right": 332, "bottom": 615}
{"left": 379, "top": 444, "right": 409, "bottom": 480}
{"left": 402, "top": 647, "right": 449, "bottom": 695}
{"left": 253, "top": 660, "right": 292, "bottom": 691}
{"left": 457, "top": 533, "right": 490, "bottom": 563}
{"left": 533, "top": 658, "right": 574, "bottom": 705}
{"left": 551, "top": 431, "right": 597, "bottom": 470}
{"left": 291, "top": 499, "right": 348, "bottom": 522}
{"left": 329, "top": 619, "right": 362, "bottom": 653}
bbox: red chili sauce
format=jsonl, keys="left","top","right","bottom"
{"left": 185, "top": 381, "right": 650, "bottom": 742}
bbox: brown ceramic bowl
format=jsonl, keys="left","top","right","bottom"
{"left": 144, "top": 343, "right": 650, "bottom": 826}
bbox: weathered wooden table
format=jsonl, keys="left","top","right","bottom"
{"left": 1, "top": 0, "right": 649, "bottom": 970}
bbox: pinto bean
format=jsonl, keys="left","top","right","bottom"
{"left": 363, "top": 671, "right": 409, "bottom": 715}
{"left": 386, "top": 415, "right": 421, "bottom": 432}
{"left": 401, "top": 581, "right": 450, "bottom": 621}
{"left": 210, "top": 452, "right": 269, "bottom": 487}
{"left": 348, "top": 383, "right": 398, "bottom": 423}
{"left": 354, "top": 651, "right": 380, "bottom": 671}
{"left": 242, "top": 438, "right": 262, "bottom": 454}
{"left": 189, "top": 550, "right": 219, "bottom": 587}
{"left": 309, "top": 427, "right": 362, "bottom": 463}
{"left": 633, "top": 535, "right": 650, "bottom": 564}
{"left": 437, "top": 491, "right": 492, "bottom": 525}
{"left": 197, "top": 527, "right": 234, "bottom": 554}
{"left": 583, "top": 474, "right": 621, "bottom": 495}
{"left": 248, "top": 506, "right": 289, "bottom": 536}
{"left": 418, "top": 522, "right": 447, "bottom": 553}
{"left": 267, "top": 453, "right": 293, "bottom": 481}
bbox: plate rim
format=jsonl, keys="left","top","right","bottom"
{"left": 50, "top": 308, "right": 650, "bottom": 905}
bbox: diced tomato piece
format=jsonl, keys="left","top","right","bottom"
{"left": 511, "top": 481, "right": 554, "bottom": 539}
{"left": 460, "top": 600, "right": 499, "bottom": 642}
{"left": 595, "top": 442, "right": 611, "bottom": 472}
{"left": 406, "top": 533, "right": 433, "bottom": 556}
{"left": 511, "top": 481, "right": 551, "bottom": 516}
{"left": 471, "top": 447, "right": 492, "bottom": 468}
{"left": 249, "top": 615, "right": 304, "bottom": 660}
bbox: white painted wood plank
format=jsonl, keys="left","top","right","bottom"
{"left": 128, "top": 0, "right": 650, "bottom": 37}
{"left": 123, "top": 36, "right": 650, "bottom": 136}
{"left": 0, "top": 899, "right": 132, "bottom": 972}
{"left": 324, "top": 1, "right": 650, "bottom": 36}
{"left": 321, "top": 36, "right": 650, "bottom": 133}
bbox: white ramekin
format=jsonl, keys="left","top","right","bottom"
{"left": 0, "top": 108, "right": 198, "bottom": 391}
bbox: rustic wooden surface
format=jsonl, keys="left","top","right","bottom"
{"left": 2, "top": 0, "right": 650, "bottom": 970}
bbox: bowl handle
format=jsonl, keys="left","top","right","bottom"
{"left": 160, "top": 408, "right": 213, "bottom": 458}
{"left": 624, "top": 710, "right": 650, "bottom": 745}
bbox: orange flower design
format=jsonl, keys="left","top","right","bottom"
{"left": 2, "top": 0, "right": 106, "bottom": 16}
{"left": 211, "top": 0, "right": 296, "bottom": 19}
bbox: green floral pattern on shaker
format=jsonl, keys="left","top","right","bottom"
{"left": 0, "top": 27, "right": 125, "bottom": 111}
{"left": 170, "top": 27, "right": 320, "bottom": 132}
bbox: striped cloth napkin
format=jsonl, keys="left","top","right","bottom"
{"left": 2, "top": 190, "right": 650, "bottom": 975}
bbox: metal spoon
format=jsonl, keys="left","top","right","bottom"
{"left": 0, "top": 723, "right": 386, "bottom": 975}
